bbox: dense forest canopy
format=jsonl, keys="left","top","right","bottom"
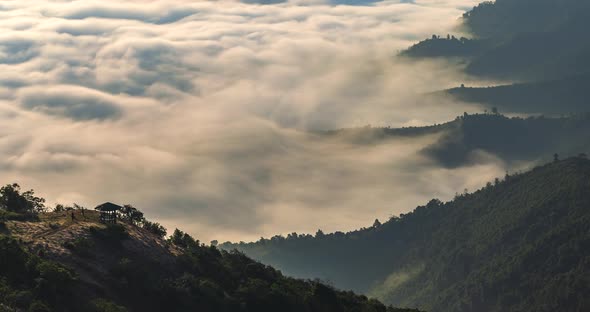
{"left": 223, "top": 157, "right": 590, "bottom": 312}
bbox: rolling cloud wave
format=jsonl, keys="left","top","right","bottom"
{"left": 0, "top": 0, "right": 500, "bottom": 242}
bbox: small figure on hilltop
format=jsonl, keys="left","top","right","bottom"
{"left": 71, "top": 211, "right": 75, "bottom": 222}
{"left": 73, "top": 203, "right": 86, "bottom": 219}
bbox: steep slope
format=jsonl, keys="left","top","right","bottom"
{"left": 223, "top": 157, "right": 590, "bottom": 312}
{"left": 0, "top": 210, "right": 416, "bottom": 312}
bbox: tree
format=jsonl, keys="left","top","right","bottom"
{"left": 120, "top": 205, "right": 144, "bottom": 225}
{"left": 491, "top": 107, "right": 499, "bottom": 114}
{"left": 141, "top": 220, "right": 167, "bottom": 238}
{"left": 315, "top": 229, "right": 325, "bottom": 238}
{"left": 170, "top": 228, "right": 199, "bottom": 249}
{"left": 0, "top": 183, "right": 45, "bottom": 214}
{"left": 372, "top": 219, "right": 382, "bottom": 228}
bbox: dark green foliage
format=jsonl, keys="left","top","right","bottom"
{"left": 141, "top": 220, "right": 167, "bottom": 238}
{"left": 0, "top": 184, "right": 45, "bottom": 218}
{"left": 463, "top": 0, "right": 590, "bottom": 40}
{"left": 90, "top": 224, "right": 129, "bottom": 244}
{"left": 118, "top": 205, "right": 167, "bottom": 238}
{"left": 401, "top": 35, "right": 486, "bottom": 58}
{"left": 404, "top": 0, "right": 590, "bottom": 82}
{"left": 225, "top": 158, "right": 590, "bottom": 312}
{"left": 0, "top": 214, "right": 408, "bottom": 312}
{"left": 85, "top": 229, "right": 410, "bottom": 312}
{"left": 28, "top": 301, "right": 52, "bottom": 312}
{"left": 0, "top": 209, "right": 39, "bottom": 221}
{"left": 445, "top": 74, "right": 590, "bottom": 115}
{"left": 119, "top": 205, "right": 144, "bottom": 225}
{"left": 422, "top": 113, "right": 590, "bottom": 167}
{"left": 169, "top": 228, "right": 199, "bottom": 248}
{"left": 324, "top": 113, "right": 590, "bottom": 168}
{"left": 63, "top": 237, "right": 95, "bottom": 257}
{"left": 0, "top": 235, "right": 80, "bottom": 311}
{"left": 91, "top": 299, "right": 128, "bottom": 312}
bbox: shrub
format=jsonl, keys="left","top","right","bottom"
{"left": 90, "top": 224, "right": 129, "bottom": 244}
{"left": 10, "top": 291, "right": 33, "bottom": 309}
{"left": 91, "top": 299, "right": 128, "bottom": 312}
{"left": 141, "top": 221, "right": 167, "bottom": 238}
{"left": 28, "top": 301, "right": 51, "bottom": 312}
{"left": 169, "top": 229, "right": 199, "bottom": 249}
{"left": 63, "top": 237, "right": 94, "bottom": 257}
{"left": 120, "top": 205, "right": 144, "bottom": 225}
{"left": 0, "top": 210, "right": 39, "bottom": 222}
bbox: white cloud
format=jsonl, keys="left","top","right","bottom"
{"left": 0, "top": 0, "right": 496, "bottom": 242}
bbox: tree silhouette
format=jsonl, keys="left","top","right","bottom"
{"left": 0, "top": 183, "right": 45, "bottom": 214}
{"left": 373, "top": 219, "right": 382, "bottom": 228}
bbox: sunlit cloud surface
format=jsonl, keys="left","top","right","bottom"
{"left": 0, "top": 0, "right": 497, "bottom": 242}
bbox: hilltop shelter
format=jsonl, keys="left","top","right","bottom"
{"left": 95, "top": 202, "right": 122, "bottom": 224}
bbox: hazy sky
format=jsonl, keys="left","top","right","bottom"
{"left": 0, "top": 0, "right": 507, "bottom": 242}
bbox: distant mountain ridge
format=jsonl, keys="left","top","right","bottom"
{"left": 442, "top": 74, "right": 590, "bottom": 115}
{"left": 222, "top": 157, "right": 590, "bottom": 311}
{"left": 403, "top": 0, "right": 590, "bottom": 81}
{"left": 321, "top": 113, "right": 590, "bottom": 168}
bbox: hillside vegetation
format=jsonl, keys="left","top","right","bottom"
{"left": 403, "top": 0, "right": 590, "bottom": 118}
{"left": 404, "top": 0, "right": 590, "bottom": 81}
{"left": 322, "top": 113, "right": 590, "bottom": 168}
{"left": 0, "top": 185, "right": 416, "bottom": 312}
{"left": 444, "top": 74, "right": 590, "bottom": 115}
{"left": 223, "top": 157, "right": 590, "bottom": 312}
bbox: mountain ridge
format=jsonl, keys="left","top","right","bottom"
{"left": 223, "top": 157, "right": 590, "bottom": 311}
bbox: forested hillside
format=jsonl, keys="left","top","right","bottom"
{"left": 404, "top": 0, "right": 590, "bottom": 81}
{"left": 0, "top": 185, "right": 415, "bottom": 312}
{"left": 444, "top": 74, "right": 590, "bottom": 114}
{"left": 322, "top": 113, "right": 590, "bottom": 168}
{"left": 223, "top": 157, "right": 590, "bottom": 312}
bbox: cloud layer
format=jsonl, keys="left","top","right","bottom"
{"left": 0, "top": 0, "right": 499, "bottom": 242}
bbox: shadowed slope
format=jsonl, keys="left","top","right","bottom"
{"left": 224, "top": 157, "right": 590, "bottom": 311}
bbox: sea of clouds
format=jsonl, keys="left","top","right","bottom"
{"left": 0, "top": 0, "right": 505, "bottom": 242}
